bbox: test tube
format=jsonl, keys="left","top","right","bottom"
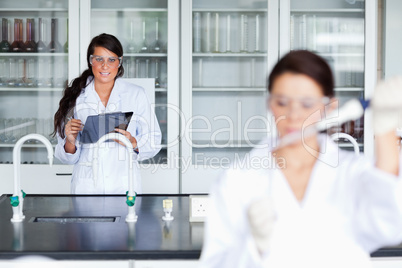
{"left": 226, "top": 14, "right": 231, "bottom": 52}
{"left": 250, "top": 58, "right": 255, "bottom": 87}
{"left": 213, "top": 13, "right": 219, "bottom": 53}
{"left": 205, "top": 12, "right": 211, "bottom": 52}
{"left": 240, "top": 14, "right": 248, "bottom": 52}
{"left": 198, "top": 58, "right": 203, "bottom": 87}
{"left": 254, "top": 14, "right": 260, "bottom": 52}
{"left": 193, "top": 12, "right": 201, "bottom": 53}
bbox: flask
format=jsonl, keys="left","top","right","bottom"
{"left": 139, "top": 19, "right": 148, "bottom": 53}
{"left": 240, "top": 14, "right": 248, "bottom": 52}
{"left": 48, "top": 18, "right": 62, "bottom": 52}
{"left": 10, "top": 19, "right": 23, "bottom": 52}
{"left": 0, "top": 19, "right": 10, "bottom": 52}
{"left": 151, "top": 17, "right": 162, "bottom": 53}
{"left": 127, "top": 19, "right": 137, "bottom": 53}
{"left": 37, "top": 18, "right": 48, "bottom": 53}
{"left": 24, "top": 19, "right": 37, "bottom": 52}
{"left": 64, "top": 19, "right": 68, "bottom": 53}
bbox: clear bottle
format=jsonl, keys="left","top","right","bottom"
{"left": 25, "top": 58, "right": 35, "bottom": 87}
{"left": 240, "top": 14, "right": 248, "bottom": 53}
{"left": 0, "top": 19, "right": 10, "bottom": 52}
{"left": 10, "top": 19, "right": 23, "bottom": 52}
{"left": 139, "top": 19, "right": 149, "bottom": 53}
{"left": 64, "top": 19, "right": 68, "bottom": 53}
{"left": 127, "top": 19, "right": 137, "bottom": 53}
{"left": 24, "top": 19, "right": 37, "bottom": 52}
{"left": 151, "top": 18, "right": 162, "bottom": 53}
{"left": 48, "top": 18, "right": 62, "bottom": 53}
{"left": 154, "top": 59, "right": 160, "bottom": 88}
{"left": 37, "top": 18, "right": 48, "bottom": 53}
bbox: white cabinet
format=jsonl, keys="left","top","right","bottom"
{"left": 180, "top": 0, "right": 377, "bottom": 193}
{"left": 0, "top": 0, "right": 378, "bottom": 194}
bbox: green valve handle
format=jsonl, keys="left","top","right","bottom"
{"left": 21, "top": 190, "right": 26, "bottom": 199}
{"left": 126, "top": 191, "right": 137, "bottom": 207}
{"left": 10, "top": 196, "right": 19, "bottom": 207}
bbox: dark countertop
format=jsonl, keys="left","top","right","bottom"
{"left": 0, "top": 194, "right": 203, "bottom": 260}
{"left": 0, "top": 194, "right": 400, "bottom": 260}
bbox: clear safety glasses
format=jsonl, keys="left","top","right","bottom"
{"left": 89, "top": 55, "right": 122, "bottom": 69}
{"left": 268, "top": 94, "right": 330, "bottom": 111}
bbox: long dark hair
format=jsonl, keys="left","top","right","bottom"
{"left": 53, "top": 33, "right": 124, "bottom": 138}
{"left": 267, "top": 50, "right": 335, "bottom": 98}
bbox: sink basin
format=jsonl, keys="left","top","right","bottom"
{"left": 29, "top": 217, "right": 120, "bottom": 223}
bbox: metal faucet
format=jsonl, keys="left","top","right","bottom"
{"left": 94, "top": 133, "right": 138, "bottom": 223}
{"left": 10, "top": 134, "right": 53, "bottom": 222}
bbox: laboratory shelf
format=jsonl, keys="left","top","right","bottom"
{"left": 192, "top": 140, "right": 263, "bottom": 148}
{"left": 0, "top": 8, "right": 68, "bottom": 12}
{"left": 193, "top": 8, "right": 268, "bottom": 13}
{"left": 193, "top": 53, "right": 267, "bottom": 57}
{"left": 92, "top": 8, "right": 167, "bottom": 12}
{"left": 334, "top": 87, "right": 364, "bottom": 92}
{"left": 123, "top": 53, "right": 167, "bottom": 57}
{"left": 0, "top": 87, "right": 64, "bottom": 92}
{"left": 291, "top": 9, "right": 364, "bottom": 13}
{"left": 0, "top": 53, "right": 67, "bottom": 57}
{"left": 192, "top": 87, "right": 266, "bottom": 92}
{"left": 0, "top": 143, "right": 56, "bottom": 148}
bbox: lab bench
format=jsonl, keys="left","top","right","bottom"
{"left": 0, "top": 194, "right": 203, "bottom": 261}
{"left": 0, "top": 194, "right": 401, "bottom": 266}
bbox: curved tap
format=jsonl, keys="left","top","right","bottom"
{"left": 11, "top": 134, "right": 54, "bottom": 222}
{"left": 94, "top": 133, "right": 138, "bottom": 222}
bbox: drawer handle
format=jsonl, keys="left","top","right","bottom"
{"left": 56, "top": 173, "right": 72, "bottom": 176}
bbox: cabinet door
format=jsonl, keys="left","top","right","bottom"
{"left": 181, "top": 0, "right": 277, "bottom": 193}
{"left": 0, "top": 0, "right": 80, "bottom": 194}
{"left": 79, "top": 0, "right": 180, "bottom": 193}
{"left": 279, "top": 0, "right": 376, "bottom": 156}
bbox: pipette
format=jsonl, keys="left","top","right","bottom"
{"left": 276, "top": 98, "right": 367, "bottom": 149}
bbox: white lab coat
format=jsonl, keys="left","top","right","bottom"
{"left": 55, "top": 78, "right": 161, "bottom": 194}
{"left": 200, "top": 135, "right": 402, "bottom": 268}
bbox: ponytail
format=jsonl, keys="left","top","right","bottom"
{"left": 52, "top": 69, "right": 93, "bottom": 139}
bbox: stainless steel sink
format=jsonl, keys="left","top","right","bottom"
{"left": 29, "top": 217, "right": 120, "bottom": 223}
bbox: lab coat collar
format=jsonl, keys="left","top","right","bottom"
{"left": 81, "top": 77, "right": 127, "bottom": 114}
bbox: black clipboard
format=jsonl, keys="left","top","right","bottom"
{"left": 80, "top": 112, "right": 133, "bottom": 144}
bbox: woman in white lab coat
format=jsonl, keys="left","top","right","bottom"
{"left": 53, "top": 33, "right": 161, "bottom": 194}
{"left": 200, "top": 50, "right": 402, "bottom": 267}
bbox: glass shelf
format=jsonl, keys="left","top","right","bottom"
{"left": 291, "top": 9, "right": 364, "bottom": 13}
{"left": 124, "top": 53, "right": 167, "bottom": 57}
{"left": 193, "top": 9, "right": 268, "bottom": 13}
{"left": 192, "top": 87, "right": 266, "bottom": 92}
{"left": 0, "top": 53, "right": 67, "bottom": 57}
{"left": 0, "top": 87, "right": 64, "bottom": 92}
{"left": 193, "top": 53, "right": 267, "bottom": 57}
{"left": 92, "top": 8, "right": 167, "bottom": 12}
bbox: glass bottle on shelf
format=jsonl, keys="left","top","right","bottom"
{"left": 48, "top": 18, "right": 62, "bottom": 53}
{"left": 25, "top": 58, "right": 35, "bottom": 87}
{"left": 139, "top": 18, "right": 149, "bottom": 53}
{"left": 154, "top": 59, "right": 160, "bottom": 88}
{"left": 7, "top": 58, "right": 16, "bottom": 86}
{"left": 14, "top": 58, "right": 25, "bottom": 87}
{"left": 24, "top": 18, "right": 37, "bottom": 52}
{"left": 0, "top": 58, "right": 8, "bottom": 86}
{"left": 64, "top": 19, "right": 68, "bottom": 53}
{"left": 37, "top": 18, "right": 48, "bottom": 53}
{"left": 151, "top": 18, "right": 162, "bottom": 53}
{"left": 127, "top": 19, "right": 137, "bottom": 53}
{"left": 240, "top": 14, "right": 249, "bottom": 53}
{"left": 0, "top": 18, "right": 10, "bottom": 52}
{"left": 10, "top": 19, "right": 23, "bottom": 52}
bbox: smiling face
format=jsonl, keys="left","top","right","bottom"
{"left": 91, "top": 46, "right": 121, "bottom": 88}
{"left": 269, "top": 72, "right": 329, "bottom": 139}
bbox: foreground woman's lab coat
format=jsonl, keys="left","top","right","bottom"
{"left": 200, "top": 135, "right": 402, "bottom": 268}
{"left": 55, "top": 78, "right": 161, "bottom": 194}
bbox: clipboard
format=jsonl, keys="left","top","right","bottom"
{"left": 80, "top": 112, "right": 133, "bottom": 144}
